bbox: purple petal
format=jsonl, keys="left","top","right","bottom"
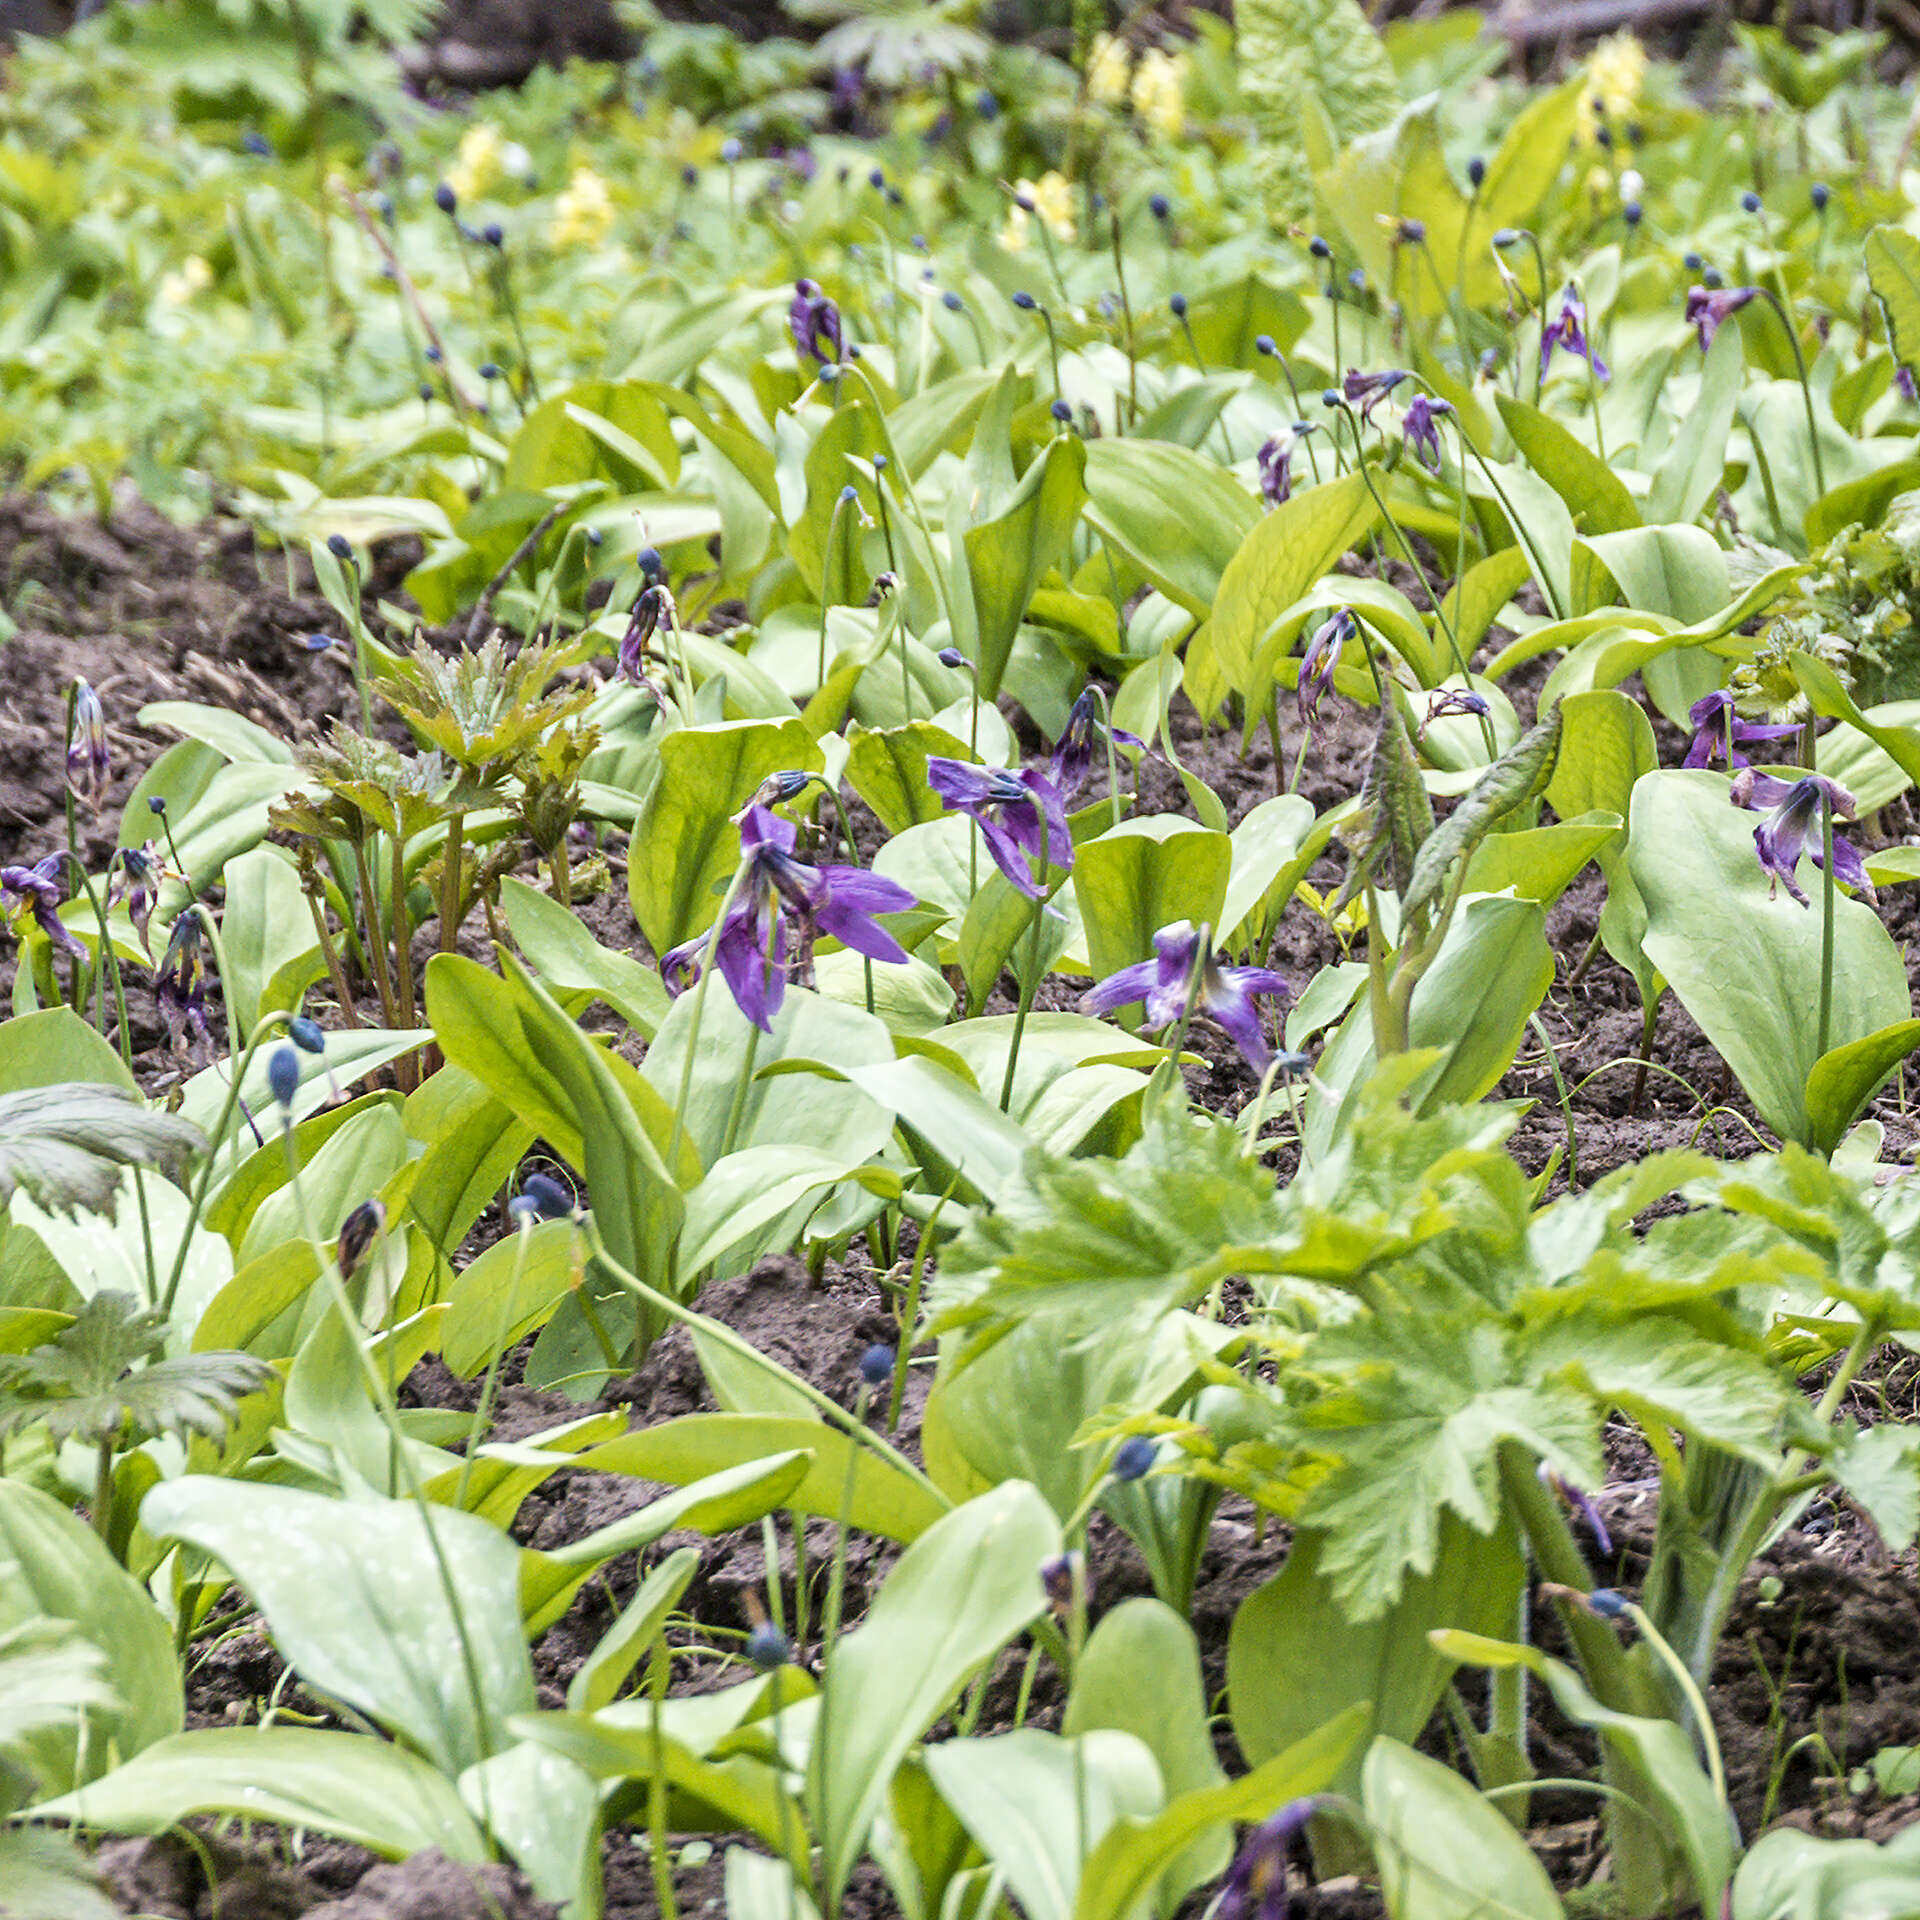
{"left": 1220, "top": 965, "right": 1293, "bottom": 1004}
{"left": 738, "top": 803, "right": 797, "bottom": 860}
{"left": 976, "top": 812, "right": 1046, "bottom": 897}
{"left": 715, "top": 903, "right": 786, "bottom": 1030}
{"left": 1205, "top": 983, "right": 1273, "bottom": 1072}
{"left": 926, "top": 757, "right": 996, "bottom": 809}
{"left": 1081, "top": 959, "right": 1160, "bottom": 1015}
{"left": 1820, "top": 829, "right": 1874, "bottom": 899}
{"left": 815, "top": 898, "right": 909, "bottom": 964}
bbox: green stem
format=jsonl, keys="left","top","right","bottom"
{"left": 666, "top": 859, "right": 755, "bottom": 1173}
{"left": 1757, "top": 284, "right": 1827, "bottom": 498}
{"left": 999, "top": 887, "right": 1050, "bottom": 1112}
{"left": 452, "top": 1218, "right": 532, "bottom": 1515}
{"left": 648, "top": 1629, "right": 679, "bottom": 1920}
{"left": 1818, "top": 796, "right": 1835, "bottom": 1065}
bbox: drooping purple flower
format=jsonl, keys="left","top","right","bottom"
{"left": 1297, "top": 610, "right": 1353, "bottom": 742}
{"left": 926, "top": 759, "right": 1072, "bottom": 898}
{"left": 0, "top": 853, "right": 84, "bottom": 961}
{"left": 618, "top": 583, "right": 675, "bottom": 690}
{"left": 659, "top": 804, "right": 914, "bottom": 1030}
{"left": 1731, "top": 768, "right": 1873, "bottom": 907}
{"left": 1898, "top": 364, "right": 1918, "bottom": 404}
{"left": 156, "top": 910, "right": 212, "bottom": 1046}
{"left": 789, "top": 278, "right": 844, "bottom": 366}
{"left": 1401, "top": 392, "right": 1453, "bottom": 471}
{"left": 66, "top": 679, "right": 110, "bottom": 812}
{"left": 1685, "top": 284, "right": 1758, "bottom": 351}
{"left": 1681, "top": 690, "right": 1800, "bottom": 771}
{"left": 1540, "top": 283, "right": 1609, "bottom": 382}
{"left": 1216, "top": 1797, "right": 1327, "bottom": 1920}
{"left": 108, "top": 842, "right": 180, "bottom": 959}
{"left": 1255, "top": 423, "right": 1316, "bottom": 506}
{"left": 1081, "top": 920, "right": 1292, "bottom": 1071}
{"left": 1342, "top": 367, "right": 1408, "bottom": 422}
{"left": 1048, "top": 689, "right": 1143, "bottom": 804}
{"left": 1540, "top": 1463, "right": 1613, "bottom": 1558}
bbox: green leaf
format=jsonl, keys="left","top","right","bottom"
{"left": 806, "top": 1481, "right": 1061, "bottom": 1912}
{"left": 140, "top": 1478, "right": 534, "bottom": 1777}
{"left": 1867, "top": 226, "right": 1920, "bottom": 369}
{"left": 28, "top": 1727, "right": 488, "bottom": 1862}
{"left": 1647, "top": 326, "right": 1743, "bottom": 527}
{"left": 1806, "top": 1021, "right": 1920, "bottom": 1160}
{"left": 0, "top": 1087, "right": 201, "bottom": 1222}
{"left": 216, "top": 847, "right": 318, "bottom": 1037}
{"left": 964, "top": 437, "right": 1088, "bottom": 703}
{"left": 845, "top": 722, "right": 975, "bottom": 835}
{"left": 502, "top": 876, "right": 668, "bottom": 1037}
{"left": 1073, "top": 818, "right": 1232, "bottom": 993}
{"left": 1363, "top": 1737, "right": 1563, "bottom": 1920}
{"left": 1829, "top": 1424, "right": 1920, "bottom": 1551}
{"left": 1629, "top": 771, "right": 1910, "bottom": 1147}
{"left": 627, "top": 719, "right": 823, "bottom": 957}
{"left": 1210, "top": 469, "right": 1380, "bottom": 702}
{"left": 1792, "top": 652, "right": 1920, "bottom": 794}
{"left": 1545, "top": 690, "right": 1657, "bottom": 828}
{"left": 566, "top": 1547, "right": 701, "bottom": 1713}
{"left": 1497, "top": 395, "right": 1638, "bottom": 535}
{"left": 1082, "top": 440, "right": 1260, "bottom": 620}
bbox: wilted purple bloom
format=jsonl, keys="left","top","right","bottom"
{"left": 1402, "top": 392, "right": 1452, "bottom": 470}
{"left": 1682, "top": 690, "right": 1800, "bottom": 771}
{"left": 108, "top": 842, "right": 180, "bottom": 959}
{"left": 1049, "top": 689, "right": 1143, "bottom": 803}
{"left": 1342, "top": 367, "right": 1408, "bottom": 421}
{"left": 659, "top": 804, "right": 913, "bottom": 1031}
{"left": 1540, "top": 283, "right": 1608, "bottom": 382}
{"left": 926, "top": 759, "right": 1072, "bottom": 898}
{"left": 1217, "top": 1797, "right": 1326, "bottom": 1920}
{"left": 1899, "top": 365, "right": 1918, "bottom": 404}
{"left": 618, "top": 583, "right": 675, "bottom": 689}
{"left": 156, "top": 910, "right": 212, "bottom": 1046}
{"left": 1081, "top": 920, "right": 1292, "bottom": 1071}
{"left": 1685, "top": 284, "right": 1758, "bottom": 351}
{"left": 1, "top": 853, "right": 84, "bottom": 961}
{"left": 1540, "top": 1463, "right": 1613, "bottom": 1557}
{"left": 1039, "top": 1550, "right": 1084, "bottom": 1616}
{"left": 789, "top": 278, "right": 844, "bottom": 366}
{"left": 66, "top": 680, "right": 110, "bottom": 812}
{"left": 1731, "top": 768, "right": 1873, "bottom": 906}
{"left": 1297, "top": 610, "right": 1353, "bottom": 741}
{"left": 1255, "top": 423, "right": 1316, "bottom": 506}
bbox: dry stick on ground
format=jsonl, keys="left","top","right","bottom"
{"left": 337, "top": 187, "right": 481, "bottom": 414}
{"left": 464, "top": 500, "right": 570, "bottom": 646}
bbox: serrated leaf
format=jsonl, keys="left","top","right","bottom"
{"left": 0, "top": 1087, "right": 203, "bottom": 1222}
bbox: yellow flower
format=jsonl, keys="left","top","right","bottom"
{"left": 446, "top": 123, "right": 504, "bottom": 204}
{"left": 1575, "top": 31, "right": 1646, "bottom": 146}
{"left": 551, "top": 166, "right": 614, "bottom": 248}
{"left": 157, "top": 255, "right": 212, "bottom": 308}
{"left": 1130, "top": 48, "right": 1185, "bottom": 140}
{"left": 1087, "top": 34, "right": 1130, "bottom": 107}
{"left": 1002, "top": 171, "right": 1077, "bottom": 250}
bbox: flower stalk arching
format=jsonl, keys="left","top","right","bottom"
{"left": 1107, "top": 209, "right": 1139, "bottom": 432}
{"left": 1754, "top": 283, "right": 1828, "bottom": 501}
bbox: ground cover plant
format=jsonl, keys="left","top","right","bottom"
{"left": 13, "top": 0, "right": 1920, "bottom": 1915}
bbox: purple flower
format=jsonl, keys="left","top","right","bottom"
{"left": 1402, "top": 392, "right": 1453, "bottom": 471}
{"left": 66, "top": 679, "right": 109, "bottom": 812}
{"left": 1731, "top": 768, "right": 1873, "bottom": 907}
{"left": 1217, "top": 1797, "right": 1326, "bottom": 1920}
{"left": 1540, "top": 283, "right": 1609, "bottom": 382}
{"left": 1685, "top": 284, "right": 1758, "bottom": 351}
{"left": 1681, "top": 690, "right": 1800, "bottom": 771}
{"left": 108, "top": 842, "right": 180, "bottom": 959}
{"left": 1049, "top": 689, "right": 1143, "bottom": 804}
{"left": 1255, "top": 424, "right": 1316, "bottom": 506}
{"left": 1081, "top": 920, "right": 1292, "bottom": 1071}
{"left": 156, "top": 910, "right": 212, "bottom": 1046}
{"left": 1342, "top": 367, "right": 1408, "bottom": 422}
{"left": 926, "top": 759, "right": 1072, "bottom": 898}
{"left": 1, "top": 853, "right": 84, "bottom": 961}
{"left": 618, "top": 583, "right": 674, "bottom": 690}
{"left": 1540, "top": 1463, "right": 1612, "bottom": 1558}
{"left": 789, "top": 278, "right": 844, "bottom": 366}
{"left": 1899, "top": 364, "right": 1918, "bottom": 404}
{"left": 1297, "top": 610, "right": 1353, "bottom": 742}
{"left": 660, "top": 804, "right": 913, "bottom": 1031}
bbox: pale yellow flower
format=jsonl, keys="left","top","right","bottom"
{"left": 446, "top": 123, "right": 504, "bottom": 204}
{"left": 157, "top": 255, "right": 212, "bottom": 308}
{"left": 1087, "top": 33, "right": 1130, "bottom": 107}
{"left": 1575, "top": 31, "right": 1646, "bottom": 147}
{"left": 1001, "top": 171, "right": 1077, "bottom": 251}
{"left": 1130, "top": 48, "right": 1185, "bottom": 140}
{"left": 551, "top": 166, "right": 615, "bottom": 248}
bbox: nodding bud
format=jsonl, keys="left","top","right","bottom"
{"left": 479, "top": 362, "right": 501, "bottom": 380}
{"left": 1012, "top": 290, "right": 1038, "bottom": 310}
{"left": 1492, "top": 227, "right": 1520, "bottom": 249}
{"left": 1111, "top": 1435, "right": 1157, "bottom": 1481}
{"left": 425, "top": 345, "right": 444, "bottom": 363}
{"left": 722, "top": 137, "right": 743, "bottom": 163}
{"left": 839, "top": 483, "right": 858, "bottom": 504}
{"left": 1812, "top": 181, "right": 1831, "bottom": 211}
{"left": 288, "top": 1015, "right": 326, "bottom": 1053}
{"left": 336, "top": 1198, "right": 386, "bottom": 1283}
{"left": 869, "top": 167, "right": 886, "bottom": 189}
{"left": 511, "top": 1172, "right": 576, "bottom": 1221}
{"left": 638, "top": 546, "right": 664, "bottom": 580}
{"left": 1149, "top": 192, "right": 1170, "bottom": 220}
{"left": 1683, "top": 250, "right": 1704, "bottom": 273}
{"left": 267, "top": 1045, "right": 300, "bottom": 1110}
{"left": 752, "top": 770, "right": 816, "bottom": 806}
{"left": 942, "top": 290, "right": 964, "bottom": 312}
{"left": 858, "top": 1343, "right": 895, "bottom": 1387}
{"left": 680, "top": 163, "right": 698, "bottom": 187}
{"left": 1050, "top": 398, "right": 1072, "bottom": 423}
{"left": 936, "top": 647, "right": 968, "bottom": 669}
{"left": 326, "top": 534, "right": 353, "bottom": 561}
{"left": 482, "top": 222, "right": 504, "bottom": 247}
{"left": 1309, "top": 235, "right": 1332, "bottom": 259}
{"left": 148, "top": 795, "right": 167, "bottom": 814}
{"left": 873, "top": 452, "right": 887, "bottom": 470}
{"left": 1624, "top": 201, "right": 1643, "bottom": 226}
{"left": 1040, "top": 1551, "right": 1084, "bottom": 1615}
{"left": 1467, "top": 154, "right": 1486, "bottom": 189}
{"left": 745, "top": 1620, "right": 790, "bottom": 1670}
{"left": 418, "top": 383, "right": 433, "bottom": 401}
{"left": 1255, "top": 334, "right": 1276, "bottom": 355}
{"left": 1741, "top": 189, "right": 1762, "bottom": 213}
{"left": 1702, "top": 266, "right": 1725, "bottom": 289}
{"left": 586, "top": 526, "right": 603, "bottom": 547}
{"left": 1014, "top": 192, "right": 1035, "bottom": 213}
{"left": 1169, "top": 292, "right": 1187, "bottom": 317}
{"left": 1320, "top": 388, "right": 1340, "bottom": 407}
{"left": 434, "top": 183, "right": 457, "bottom": 214}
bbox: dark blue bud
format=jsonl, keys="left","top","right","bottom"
{"left": 1309, "top": 235, "right": 1332, "bottom": 259}
{"left": 516, "top": 1172, "right": 576, "bottom": 1220}
{"left": 745, "top": 1620, "right": 789, "bottom": 1669}
{"left": 586, "top": 527, "right": 603, "bottom": 546}
{"left": 1594, "top": 125, "right": 1612, "bottom": 150}
{"left": 1321, "top": 388, "right": 1341, "bottom": 407}
{"left": 1015, "top": 191, "right": 1035, "bottom": 213}
{"left": 482, "top": 222, "right": 504, "bottom": 247}
{"left": 1169, "top": 292, "right": 1187, "bottom": 317}
{"left": 858, "top": 1343, "right": 895, "bottom": 1387}
{"left": 911, "top": 233, "right": 928, "bottom": 251}
{"left": 1149, "top": 192, "right": 1170, "bottom": 220}
{"left": 1683, "top": 250, "right": 1704, "bottom": 272}
{"left": 1012, "top": 290, "right": 1038, "bottom": 310}
{"left": 425, "top": 345, "right": 444, "bottom": 364}
{"left": 1624, "top": 201, "right": 1643, "bottom": 226}
{"left": 288, "top": 1015, "right": 325, "bottom": 1054}
{"left": 148, "top": 796, "right": 167, "bottom": 814}
{"left": 434, "top": 182, "right": 457, "bottom": 214}
{"left": 1050, "top": 399, "right": 1072, "bottom": 423}
{"left": 327, "top": 534, "right": 353, "bottom": 560}
{"left": 242, "top": 130, "right": 273, "bottom": 158}
{"left": 681, "top": 164, "right": 698, "bottom": 187}
{"left": 638, "top": 546, "right": 663, "bottom": 579}
{"left": 1587, "top": 1588, "right": 1631, "bottom": 1619}
{"left": 722, "top": 137, "right": 743, "bottom": 164}
{"left": 1112, "top": 1435, "right": 1157, "bottom": 1481}
{"left": 1347, "top": 268, "right": 1366, "bottom": 290}
{"left": 1812, "top": 181, "right": 1831, "bottom": 211}
{"left": 847, "top": 343, "right": 861, "bottom": 360}
{"left": 976, "top": 90, "right": 999, "bottom": 119}
{"left": 887, "top": 188, "right": 902, "bottom": 206}
{"left": 267, "top": 1045, "right": 301, "bottom": 1110}
{"left": 839, "top": 484, "right": 858, "bottom": 504}
{"left": 869, "top": 167, "right": 886, "bottom": 189}
{"left": 1467, "top": 154, "right": 1485, "bottom": 189}
{"left": 301, "top": 632, "right": 335, "bottom": 652}
{"left": 418, "top": 382, "right": 434, "bottom": 401}
{"left": 1255, "top": 334, "right": 1275, "bottom": 355}
{"left": 1702, "top": 266, "right": 1725, "bottom": 289}
{"left": 1492, "top": 228, "right": 1520, "bottom": 249}
{"left": 478, "top": 362, "right": 501, "bottom": 380}
{"left": 936, "top": 647, "right": 968, "bottom": 668}
{"left": 820, "top": 363, "right": 841, "bottom": 384}
{"left": 942, "top": 290, "right": 963, "bottom": 312}
{"left": 1741, "top": 190, "right": 1762, "bottom": 213}
{"left": 873, "top": 452, "right": 887, "bottom": 471}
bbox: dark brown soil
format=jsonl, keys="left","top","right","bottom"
{"left": 8, "top": 501, "right": 1918, "bottom": 1915}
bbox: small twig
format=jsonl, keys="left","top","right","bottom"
{"left": 337, "top": 187, "right": 480, "bottom": 412}
{"left": 465, "top": 501, "right": 569, "bottom": 645}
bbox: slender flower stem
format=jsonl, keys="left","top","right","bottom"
{"left": 1818, "top": 797, "right": 1836, "bottom": 1063}
{"left": 453, "top": 1216, "right": 533, "bottom": 1514}
{"left": 666, "top": 859, "right": 755, "bottom": 1173}
{"left": 1519, "top": 231, "right": 1550, "bottom": 404}
{"left": 1109, "top": 212, "right": 1138, "bottom": 431}
{"left": 1756, "top": 284, "right": 1828, "bottom": 498}
{"left": 1000, "top": 886, "right": 1051, "bottom": 1112}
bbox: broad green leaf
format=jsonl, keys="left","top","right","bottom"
{"left": 1793, "top": 653, "right": 1920, "bottom": 794}
{"left": 502, "top": 876, "right": 668, "bottom": 1037}
{"left": 209, "top": 847, "right": 316, "bottom": 1037}
{"left": 1647, "top": 326, "right": 1742, "bottom": 527}
{"left": 806, "top": 1482, "right": 1062, "bottom": 1911}
{"left": 566, "top": 1548, "right": 701, "bottom": 1713}
{"left": 1866, "top": 226, "right": 1920, "bottom": 369}
{"left": 1074, "top": 818, "right": 1232, "bottom": 992}
{"left": 1805, "top": 1021, "right": 1920, "bottom": 1161}
{"left": 1082, "top": 439, "right": 1260, "bottom": 619}
{"left": 964, "top": 435, "right": 1088, "bottom": 702}
{"left": 1497, "top": 395, "right": 1638, "bottom": 535}
{"left": 846, "top": 721, "right": 975, "bottom": 834}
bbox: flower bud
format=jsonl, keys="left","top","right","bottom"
{"left": 434, "top": 182, "right": 457, "bottom": 214}
{"left": 267, "top": 1045, "right": 300, "bottom": 1110}
{"left": 858, "top": 1343, "right": 895, "bottom": 1387}
{"left": 1149, "top": 192, "right": 1170, "bottom": 220}
{"left": 745, "top": 1620, "right": 790, "bottom": 1670}
{"left": 1050, "top": 398, "right": 1072, "bottom": 423}
{"left": 1741, "top": 189, "right": 1762, "bottom": 214}
{"left": 1467, "top": 154, "right": 1485, "bottom": 189}
{"left": 288, "top": 1015, "right": 325, "bottom": 1053}
{"left": 1112, "top": 1435, "right": 1157, "bottom": 1481}
{"left": 326, "top": 533, "right": 353, "bottom": 561}
{"left": 1169, "top": 292, "right": 1187, "bottom": 317}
